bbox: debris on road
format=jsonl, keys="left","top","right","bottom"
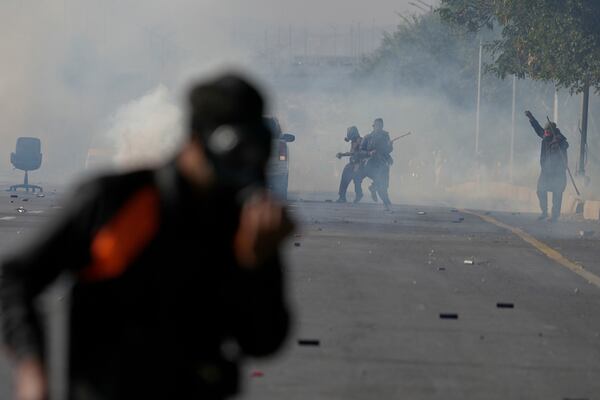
{"left": 463, "top": 259, "right": 474, "bottom": 265}
{"left": 579, "top": 230, "right": 594, "bottom": 238}
{"left": 574, "top": 288, "right": 579, "bottom": 294}
{"left": 297, "top": 339, "right": 320, "bottom": 347}
{"left": 294, "top": 242, "right": 301, "bottom": 247}
{"left": 417, "top": 211, "right": 426, "bottom": 215}
{"left": 496, "top": 302, "right": 514, "bottom": 309}
{"left": 10, "top": 194, "right": 17, "bottom": 198}
{"left": 450, "top": 208, "right": 458, "bottom": 212}
{"left": 325, "top": 199, "right": 332, "bottom": 203}
{"left": 37, "top": 193, "right": 45, "bottom": 198}
{"left": 439, "top": 313, "right": 458, "bottom": 320}
{"left": 438, "top": 267, "right": 446, "bottom": 271}
{"left": 22, "top": 198, "right": 29, "bottom": 202}
{"left": 16, "top": 207, "right": 26, "bottom": 213}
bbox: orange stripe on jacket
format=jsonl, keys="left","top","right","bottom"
{"left": 80, "top": 186, "right": 160, "bottom": 282}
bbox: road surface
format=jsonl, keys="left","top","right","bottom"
{"left": 0, "top": 190, "right": 598, "bottom": 399}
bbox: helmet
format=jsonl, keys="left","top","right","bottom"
{"left": 345, "top": 126, "right": 360, "bottom": 142}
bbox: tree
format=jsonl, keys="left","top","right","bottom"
{"left": 437, "top": 0, "right": 600, "bottom": 93}
{"left": 358, "top": 12, "right": 482, "bottom": 105}
{"left": 438, "top": 0, "right": 600, "bottom": 177}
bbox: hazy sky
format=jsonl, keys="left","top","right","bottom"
{"left": 222, "top": 0, "right": 437, "bottom": 27}
{"left": 0, "top": 0, "right": 436, "bottom": 181}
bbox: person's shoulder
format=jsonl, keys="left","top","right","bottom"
{"left": 72, "top": 168, "right": 156, "bottom": 201}
{"left": 87, "top": 168, "right": 154, "bottom": 189}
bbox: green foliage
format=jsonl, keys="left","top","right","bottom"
{"left": 437, "top": 0, "right": 600, "bottom": 93}
{"left": 358, "top": 12, "right": 482, "bottom": 104}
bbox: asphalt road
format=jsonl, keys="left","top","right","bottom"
{"left": 0, "top": 190, "right": 599, "bottom": 399}
{"left": 243, "top": 199, "right": 600, "bottom": 400}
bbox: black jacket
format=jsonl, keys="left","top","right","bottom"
{"left": 360, "top": 130, "right": 393, "bottom": 166}
{"left": 0, "top": 162, "right": 290, "bottom": 399}
{"left": 528, "top": 117, "right": 569, "bottom": 174}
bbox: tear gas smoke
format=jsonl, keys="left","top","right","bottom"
{"left": 105, "top": 85, "right": 182, "bottom": 169}
{"left": 1, "top": 0, "right": 598, "bottom": 211}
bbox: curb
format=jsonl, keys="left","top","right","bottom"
{"left": 446, "top": 182, "right": 597, "bottom": 220}
{"left": 583, "top": 200, "right": 600, "bottom": 221}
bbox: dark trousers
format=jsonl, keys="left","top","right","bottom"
{"left": 537, "top": 190, "right": 563, "bottom": 218}
{"left": 338, "top": 163, "right": 363, "bottom": 199}
{"left": 368, "top": 163, "right": 391, "bottom": 206}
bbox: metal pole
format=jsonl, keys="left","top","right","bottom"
{"left": 579, "top": 83, "right": 590, "bottom": 176}
{"left": 553, "top": 86, "right": 559, "bottom": 124}
{"left": 510, "top": 75, "right": 516, "bottom": 183}
{"left": 475, "top": 40, "right": 482, "bottom": 154}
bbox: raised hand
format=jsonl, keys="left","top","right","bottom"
{"left": 234, "top": 192, "right": 294, "bottom": 269}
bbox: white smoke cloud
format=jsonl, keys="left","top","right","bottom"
{"left": 105, "top": 85, "right": 182, "bottom": 169}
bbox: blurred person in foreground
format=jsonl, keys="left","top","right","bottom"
{"left": 1, "top": 73, "right": 293, "bottom": 400}
{"left": 361, "top": 118, "right": 394, "bottom": 211}
{"left": 335, "top": 126, "right": 364, "bottom": 203}
{"left": 525, "top": 110, "right": 569, "bottom": 222}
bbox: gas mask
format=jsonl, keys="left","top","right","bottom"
{"left": 203, "top": 121, "right": 272, "bottom": 194}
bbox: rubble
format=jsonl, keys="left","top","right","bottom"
{"left": 496, "top": 302, "right": 514, "bottom": 309}
{"left": 463, "top": 259, "right": 474, "bottom": 265}
{"left": 297, "top": 339, "right": 320, "bottom": 346}
{"left": 439, "top": 313, "right": 458, "bottom": 319}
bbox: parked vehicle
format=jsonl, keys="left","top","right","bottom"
{"left": 264, "top": 117, "right": 295, "bottom": 200}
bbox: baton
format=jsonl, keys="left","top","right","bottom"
{"left": 546, "top": 117, "right": 580, "bottom": 196}
{"left": 391, "top": 132, "right": 412, "bottom": 143}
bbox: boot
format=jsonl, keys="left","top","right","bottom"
{"left": 336, "top": 196, "right": 347, "bottom": 203}
{"left": 353, "top": 193, "right": 363, "bottom": 204}
{"left": 369, "top": 184, "right": 378, "bottom": 202}
{"left": 536, "top": 213, "right": 548, "bottom": 221}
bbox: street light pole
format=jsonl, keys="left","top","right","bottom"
{"left": 553, "top": 86, "right": 559, "bottom": 124}
{"left": 579, "top": 82, "right": 590, "bottom": 176}
{"left": 510, "top": 75, "right": 516, "bottom": 183}
{"left": 475, "top": 40, "right": 482, "bottom": 155}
